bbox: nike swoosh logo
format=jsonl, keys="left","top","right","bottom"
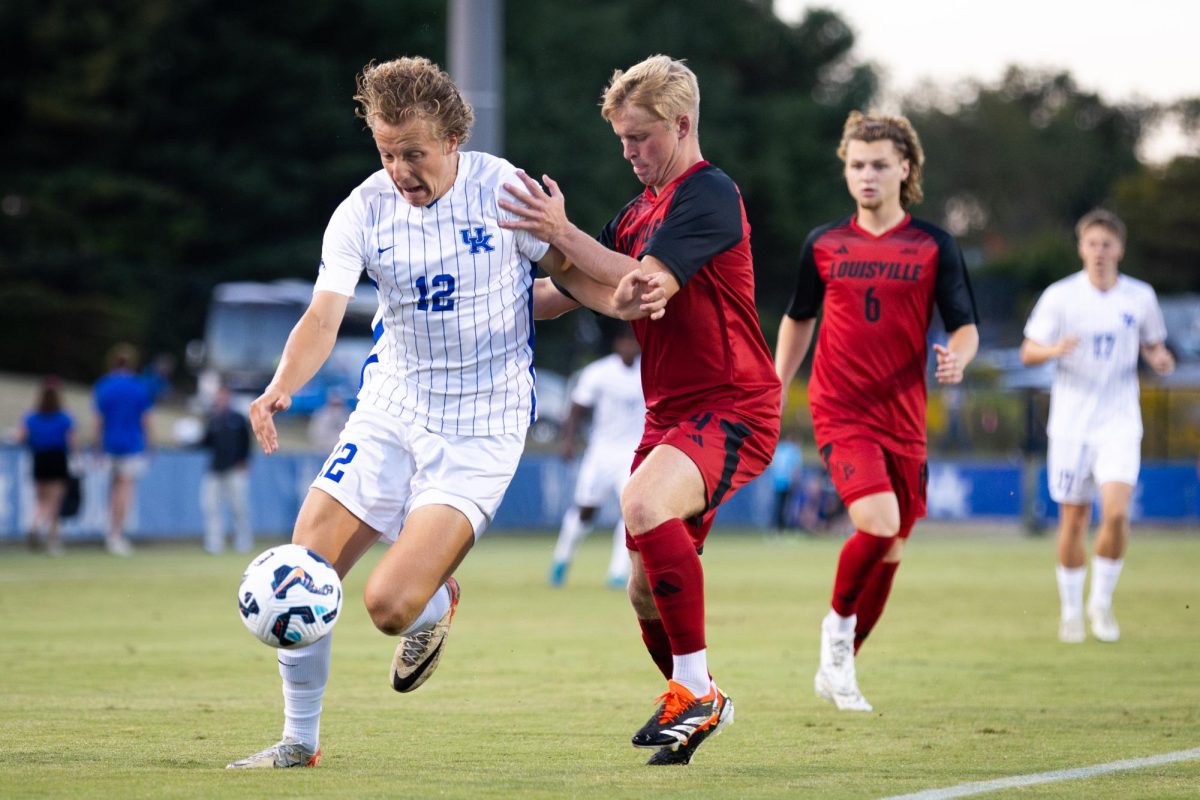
{"left": 378, "top": 245, "right": 397, "bottom": 254}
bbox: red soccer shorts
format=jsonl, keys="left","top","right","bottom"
{"left": 626, "top": 408, "right": 778, "bottom": 552}
{"left": 818, "top": 437, "right": 927, "bottom": 536}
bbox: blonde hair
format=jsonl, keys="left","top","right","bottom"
{"left": 1075, "top": 208, "right": 1126, "bottom": 245}
{"left": 838, "top": 111, "right": 925, "bottom": 208}
{"left": 600, "top": 54, "right": 700, "bottom": 131}
{"left": 354, "top": 57, "right": 474, "bottom": 144}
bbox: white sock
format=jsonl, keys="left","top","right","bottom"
{"left": 1088, "top": 556, "right": 1124, "bottom": 611}
{"left": 1056, "top": 565, "right": 1086, "bottom": 620}
{"left": 606, "top": 519, "right": 631, "bottom": 579}
{"left": 671, "top": 649, "right": 710, "bottom": 698}
{"left": 552, "top": 507, "right": 592, "bottom": 563}
{"left": 825, "top": 609, "right": 856, "bottom": 636}
{"left": 279, "top": 633, "right": 332, "bottom": 750}
{"left": 401, "top": 582, "right": 451, "bottom": 635}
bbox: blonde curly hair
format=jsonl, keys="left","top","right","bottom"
{"left": 354, "top": 57, "right": 474, "bottom": 144}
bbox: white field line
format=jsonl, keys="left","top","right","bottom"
{"left": 882, "top": 747, "right": 1200, "bottom": 800}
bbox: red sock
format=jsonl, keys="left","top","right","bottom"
{"left": 636, "top": 519, "right": 705, "bottom": 654}
{"left": 831, "top": 531, "right": 895, "bottom": 617}
{"left": 637, "top": 617, "right": 673, "bottom": 680}
{"left": 854, "top": 560, "right": 899, "bottom": 653}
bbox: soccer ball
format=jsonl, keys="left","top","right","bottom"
{"left": 237, "top": 544, "right": 343, "bottom": 648}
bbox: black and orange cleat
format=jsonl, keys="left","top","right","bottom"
{"left": 631, "top": 680, "right": 723, "bottom": 750}
{"left": 646, "top": 686, "right": 734, "bottom": 765}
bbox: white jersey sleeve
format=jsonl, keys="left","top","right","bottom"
{"left": 1140, "top": 284, "right": 1168, "bottom": 345}
{"left": 315, "top": 193, "right": 369, "bottom": 297}
{"left": 1023, "top": 283, "right": 1063, "bottom": 345}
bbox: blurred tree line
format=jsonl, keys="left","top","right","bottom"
{"left": 2, "top": 0, "right": 1197, "bottom": 384}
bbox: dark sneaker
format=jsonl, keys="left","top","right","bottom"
{"left": 390, "top": 577, "right": 460, "bottom": 692}
{"left": 646, "top": 686, "right": 734, "bottom": 765}
{"left": 631, "top": 680, "right": 721, "bottom": 749}
{"left": 226, "top": 737, "right": 320, "bottom": 769}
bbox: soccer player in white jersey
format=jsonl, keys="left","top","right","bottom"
{"left": 1020, "top": 209, "right": 1174, "bottom": 645}
{"left": 549, "top": 325, "right": 644, "bottom": 589}
{"left": 227, "top": 56, "right": 583, "bottom": 769}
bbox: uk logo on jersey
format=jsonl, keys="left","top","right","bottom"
{"left": 1121, "top": 312, "right": 1136, "bottom": 328}
{"left": 460, "top": 226, "right": 495, "bottom": 254}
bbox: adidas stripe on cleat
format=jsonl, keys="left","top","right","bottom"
{"left": 391, "top": 577, "right": 460, "bottom": 693}
{"left": 226, "top": 737, "right": 321, "bottom": 769}
{"left": 631, "top": 680, "right": 722, "bottom": 749}
{"left": 646, "top": 687, "right": 734, "bottom": 765}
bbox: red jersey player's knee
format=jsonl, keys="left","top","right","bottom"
{"left": 847, "top": 491, "right": 901, "bottom": 537}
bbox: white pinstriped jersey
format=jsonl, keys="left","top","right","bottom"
{"left": 571, "top": 354, "right": 645, "bottom": 456}
{"left": 1024, "top": 271, "right": 1167, "bottom": 442}
{"left": 315, "top": 152, "right": 550, "bottom": 436}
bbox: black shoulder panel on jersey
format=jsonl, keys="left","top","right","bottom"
{"left": 641, "top": 166, "right": 745, "bottom": 287}
{"left": 784, "top": 217, "right": 849, "bottom": 320}
{"left": 597, "top": 193, "right": 643, "bottom": 250}
{"left": 908, "top": 217, "right": 979, "bottom": 331}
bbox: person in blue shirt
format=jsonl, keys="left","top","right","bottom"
{"left": 769, "top": 433, "right": 803, "bottom": 531}
{"left": 19, "top": 377, "right": 76, "bottom": 556}
{"left": 93, "top": 343, "right": 154, "bottom": 556}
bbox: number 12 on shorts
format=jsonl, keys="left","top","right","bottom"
{"left": 323, "top": 443, "right": 358, "bottom": 483}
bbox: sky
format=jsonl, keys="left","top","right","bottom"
{"left": 774, "top": 0, "right": 1199, "bottom": 161}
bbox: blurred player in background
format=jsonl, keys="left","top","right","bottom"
{"left": 501, "top": 54, "right": 781, "bottom": 765}
{"left": 1020, "top": 209, "right": 1174, "bottom": 644}
{"left": 548, "top": 324, "right": 642, "bottom": 590}
{"left": 775, "top": 111, "right": 979, "bottom": 712}
{"left": 229, "top": 56, "right": 574, "bottom": 769}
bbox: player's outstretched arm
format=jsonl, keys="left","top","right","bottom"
{"left": 934, "top": 323, "right": 979, "bottom": 385}
{"left": 774, "top": 316, "right": 817, "bottom": 408}
{"left": 499, "top": 171, "right": 640, "bottom": 286}
{"left": 250, "top": 290, "right": 348, "bottom": 454}
{"left": 1019, "top": 335, "right": 1078, "bottom": 366}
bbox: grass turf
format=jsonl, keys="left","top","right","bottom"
{"left": 1, "top": 524, "right": 1197, "bottom": 799}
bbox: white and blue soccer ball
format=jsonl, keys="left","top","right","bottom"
{"left": 237, "top": 544, "right": 343, "bottom": 648}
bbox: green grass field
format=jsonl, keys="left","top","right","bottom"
{"left": 2, "top": 525, "right": 1198, "bottom": 799}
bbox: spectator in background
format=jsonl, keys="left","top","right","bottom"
{"left": 94, "top": 343, "right": 154, "bottom": 556}
{"left": 19, "top": 377, "right": 75, "bottom": 556}
{"left": 1020, "top": 209, "right": 1174, "bottom": 644}
{"left": 548, "top": 325, "right": 643, "bottom": 590}
{"left": 199, "top": 385, "right": 253, "bottom": 554}
{"left": 307, "top": 392, "right": 351, "bottom": 454}
{"left": 768, "top": 433, "right": 803, "bottom": 532}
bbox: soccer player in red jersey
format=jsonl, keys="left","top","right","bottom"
{"left": 501, "top": 55, "right": 780, "bottom": 764}
{"left": 775, "top": 111, "right": 979, "bottom": 711}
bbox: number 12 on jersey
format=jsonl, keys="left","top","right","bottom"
{"left": 415, "top": 274, "right": 456, "bottom": 312}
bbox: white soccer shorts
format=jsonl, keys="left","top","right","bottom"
{"left": 311, "top": 405, "right": 526, "bottom": 540}
{"left": 1047, "top": 436, "right": 1141, "bottom": 505}
{"left": 573, "top": 443, "right": 634, "bottom": 509}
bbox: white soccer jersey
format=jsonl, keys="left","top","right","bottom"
{"left": 571, "top": 354, "right": 645, "bottom": 455}
{"left": 315, "top": 152, "right": 550, "bottom": 436}
{"left": 1024, "top": 271, "right": 1167, "bottom": 442}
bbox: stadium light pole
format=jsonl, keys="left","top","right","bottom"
{"left": 448, "top": 0, "right": 504, "bottom": 156}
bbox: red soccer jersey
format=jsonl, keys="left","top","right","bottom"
{"left": 784, "top": 214, "right": 978, "bottom": 459}
{"left": 599, "top": 161, "right": 780, "bottom": 426}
